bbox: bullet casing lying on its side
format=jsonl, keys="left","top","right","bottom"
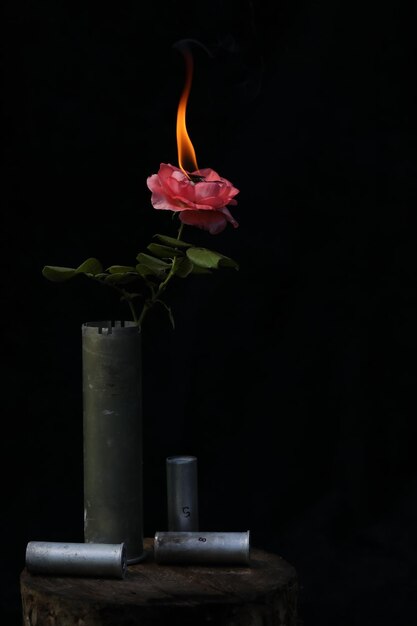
{"left": 154, "top": 531, "right": 251, "bottom": 565}
{"left": 25, "top": 541, "right": 127, "bottom": 579}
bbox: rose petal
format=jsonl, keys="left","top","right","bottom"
{"left": 219, "top": 206, "right": 239, "bottom": 229}
{"left": 179, "top": 210, "right": 228, "bottom": 234}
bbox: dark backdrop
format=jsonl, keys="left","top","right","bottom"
{"left": 2, "top": 1, "right": 416, "bottom": 624}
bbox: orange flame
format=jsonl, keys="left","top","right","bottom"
{"left": 176, "top": 48, "right": 199, "bottom": 176}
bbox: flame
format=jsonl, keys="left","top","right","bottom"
{"left": 176, "top": 48, "right": 199, "bottom": 176}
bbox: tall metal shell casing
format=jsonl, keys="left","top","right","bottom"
{"left": 82, "top": 321, "right": 144, "bottom": 564}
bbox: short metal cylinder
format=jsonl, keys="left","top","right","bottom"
{"left": 166, "top": 455, "right": 199, "bottom": 531}
{"left": 154, "top": 531, "right": 251, "bottom": 565}
{"left": 25, "top": 541, "right": 127, "bottom": 579}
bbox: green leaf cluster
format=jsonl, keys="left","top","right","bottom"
{"left": 42, "top": 228, "right": 239, "bottom": 328}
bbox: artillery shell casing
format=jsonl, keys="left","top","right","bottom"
{"left": 154, "top": 531, "right": 250, "bottom": 565}
{"left": 25, "top": 541, "right": 127, "bottom": 579}
{"left": 82, "top": 321, "right": 144, "bottom": 565}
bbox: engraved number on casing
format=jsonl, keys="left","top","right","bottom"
{"left": 182, "top": 506, "right": 190, "bottom": 517}
{"left": 198, "top": 537, "right": 207, "bottom": 542}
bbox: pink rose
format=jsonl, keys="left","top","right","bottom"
{"left": 147, "top": 163, "right": 239, "bottom": 235}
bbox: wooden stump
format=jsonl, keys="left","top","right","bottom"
{"left": 20, "top": 537, "right": 299, "bottom": 625}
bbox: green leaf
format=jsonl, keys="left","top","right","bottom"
{"left": 191, "top": 265, "right": 212, "bottom": 275}
{"left": 42, "top": 258, "right": 103, "bottom": 282}
{"left": 147, "top": 243, "right": 184, "bottom": 259}
{"left": 136, "top": 252, "right": 172, "bottom": 276}
{"left": 173, "top": 256, "right": 194, "bottom": 278}
{"left": 186, "top": 248, "right": 239, "bottom": 270}
{"left": 154, "top": 234, "right": 193, "bottom": 248}
{"left": 106, "top": 265, "right": 136, "bottom": 274}
{"left": 94, "top": 273, "right": 111, "bottom": 280}
{"left": 77, "top": 258, "right": 103, "bottom": 275}
{"left": 104, "top": 273, "right": 138, "bottom": 285}
{"left": 135, "top": 263, "right": 158, "bottom": 278}
{"left": 136, "top": 253, "right": 170, "bottom": 275}
{"left": 42, "top": 265, "right": 77, "bottom": 282}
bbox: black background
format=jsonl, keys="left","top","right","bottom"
{"left": 2, "top": 1, "right": 416, "bottom": 624}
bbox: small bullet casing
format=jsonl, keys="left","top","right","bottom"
{"left": 166, "top": 455, "right": 199, "bottom": 531}
{"left": 25, "top": 541, "right": 127, "bottom": 579}
{"left": 154, "top": 531, "right": 251, "bottom": 565}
